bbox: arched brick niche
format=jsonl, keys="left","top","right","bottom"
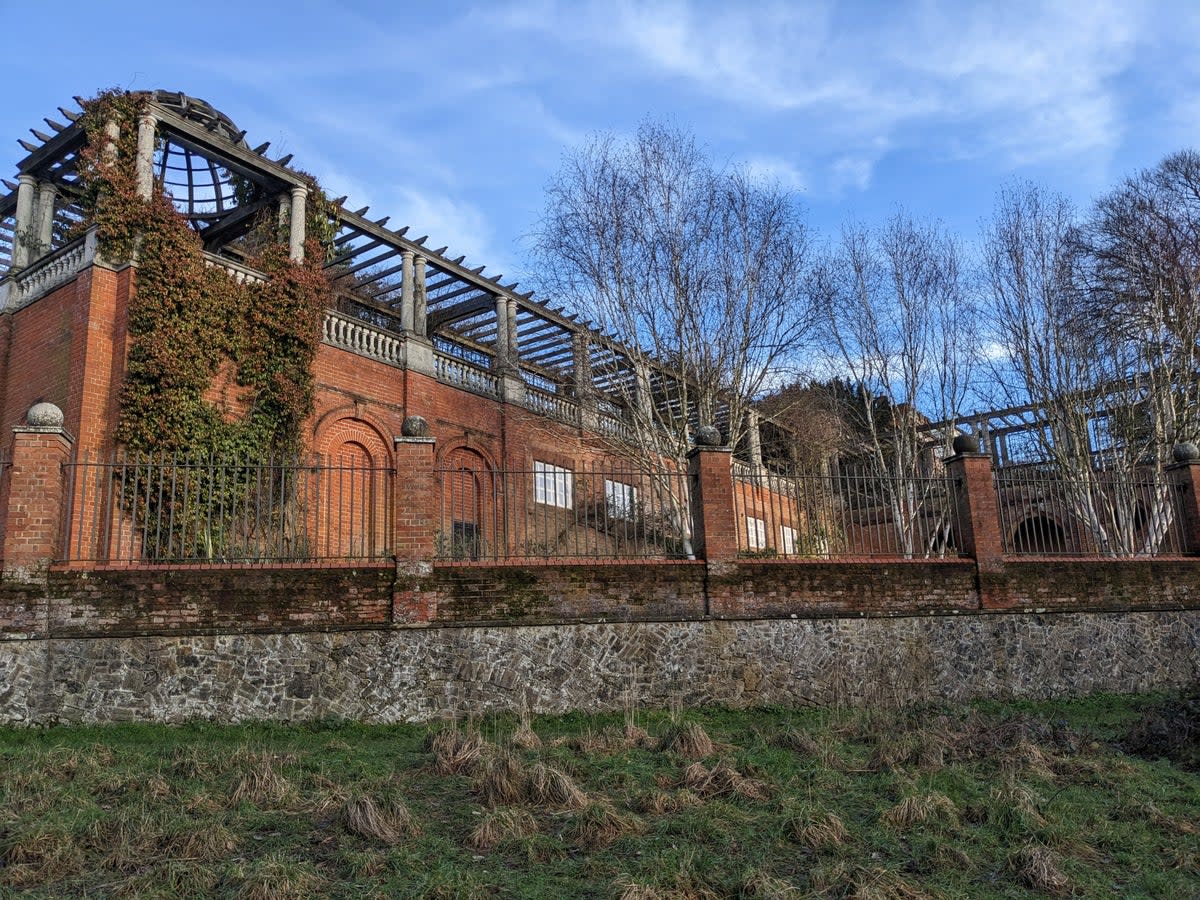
{"left": 437, "top": 445, "right": 495, "bottom": 560}
{"left": 311, "top": 416, "right": 392, "bottom": 558}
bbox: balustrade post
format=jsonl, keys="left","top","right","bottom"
{"left": 687, "top": 426, "right": 737, "bottom": 568}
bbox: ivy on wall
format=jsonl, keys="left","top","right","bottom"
{"left": 75, "top": 89, "right": 334, "bottom": 461}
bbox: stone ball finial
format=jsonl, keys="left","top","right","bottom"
{"left": 26, "top": 402, "right": 64, "bottom": 428}
{"left": 952, "top": 434, "right": 980, "bottom": 455}
{"left": 693, "top": 425, "right": 722, "bottom": 447}
{"left": 1173, "top": 442, "right": 1199, "bottom": 463}
{"left": 401, "top": 415, "right": 430, "bottom": 438}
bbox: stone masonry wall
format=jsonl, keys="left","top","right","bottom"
{"left": 1, "top": 609, "right": 1196, "bottom": 725}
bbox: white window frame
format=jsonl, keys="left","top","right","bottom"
{"left": 534, "top": 460, "right": 573, "bottom": 508}
{"left": 780, "top": 525, "right": 798, "bottom": 556}
{"left": 605, "top": 479, "right": 637, "bottom": 519}
{"left": 746, "top": 515, "right": 767, "bottom": 551}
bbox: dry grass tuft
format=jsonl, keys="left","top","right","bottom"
{"left": 790, "top": 810, "right": 850, "bottom": 850}
{"left": 525, "top": 762, "right": 589, "bottom": 810}
{"left": 175, "top": 822, "right": 238, "bottom": 861}
{"left": 882, "top": 792, "right": 959, "bottom": 829}
{"left": 235, "top": 854, "right": 325, "bottom": 900}
{"left": 742, "top": 870, "right": 803, "bottom": 899}
{"left": 343, "top": 794, "right": 420, "bottom": 844}
{"left": 170, "top": 745, "right": 218, "bottom": 780}
{"left": 777, "top": 727, "right": 822, "bottom": 756}
{"left": 511, "top": 724, "right": 543, "bottom": 750}
{"left": 659, "top": 722, "right": 718, "bottom": 759}
{"left": 680, "top": 761, "right": 769, "bottom": 801}
{"left": 430, "top": 726, "right": 488, "bottom": 776}
{"left": 637, "top": 789, "right": 705, "bottom": 815}
{"left": 0, "top": 825, "right": 86, "bottom": 888}
{"left": 468, "top": 807, "right": 539, "bottom": 851}
{"left": 1139, "top": 801, "right": 1199, "bottom": 835}
{"left": 230, "top": 752, "right": 298, "bottom": 808}
{"left": 1008, "top": 843, "right": 1070, "bottom": 895}
{"left": 565, "top": 801, "right": 643, "bottom": 849}
{"left": 477, "top": 750, "right": 527, "bottom": 808}
{"left": 847, "top": 865, "right": 937, "bottom": 899}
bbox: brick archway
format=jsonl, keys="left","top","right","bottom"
{"left": 438, "top": 446, "right": 494, "bottom": 560}
{"left": 311, "top": 417, "right": 391, "bottom": 558}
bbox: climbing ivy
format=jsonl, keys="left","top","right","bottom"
{"left": 75, "top": 89, "right": 333, "bottom": 462}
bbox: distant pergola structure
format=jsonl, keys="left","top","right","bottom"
{"left": 0, "top": 90, "right": 791, "bottom": 464}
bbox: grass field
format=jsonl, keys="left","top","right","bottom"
{"left": 1, "top": 693, "right": 1197, "bottom": 898}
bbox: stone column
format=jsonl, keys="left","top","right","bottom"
{"left": 506, "top": 299, "right": 519, "bottom": 362}
{"left": 135, "top": 113, "right": 157, "bottom": 200}
{"left": 1168, "top": 443, "right": 1200, "bottom": 554}
{"left": 687, "top": 427, "right": 737, "bottom": 566}
{"left": 573, "top": 332, "right": 597, "bottom": 430}
{"left": 2, "top": 403, "right": 74, "bottom": 580}
{"left": 35, "top": 181, "right": 57, "bottom": 255}
{"left": 944, "top": 435, "right": 1005, "bottom": 607}
{"left": 289, "top": 185, "right": 308, "bottom": 262}
{"left": 400, "top": 251, "right": 415, "bottom": 332}
{"left": 393, "top": 417, "right": 438, "bottom": 623}
{"left": 747, "top": 409, "right": 764, "bottom": 472}
{"left": 11, "top": 174, "right": 37, "bottom": 268}
{"left": 493, "top": 294, "right": 510, "bottom": 368}
{"left": 497, "top": 296, "right": 525, "bottom": 404}
{"left": 634, "top": 361, "right": 654, "bottom": 425}
{"left": 413, "top": 255, "right": 427, "bottom": 336}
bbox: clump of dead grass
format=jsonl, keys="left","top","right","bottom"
{"left": 741, "top": 870, "right": 803, "bottom": 899}
{"left": 230, "top": 752, "right": 298, "bottom": 808}
{"left": 525, "top": 762, "right": 589, "bottom": 809}
{"left": 234, "top": 853, "right": 326, "bottom": 900}
{"left": 636, "top": 789, "right": 704, "bottom": 815}
{"left": 1008, "top": 843, "right": 1070, "bottom": 895}
{"left": 468, "top": 808, "right": 539, "bottom": 851}
{"left": 788, "top": 809, "right": 850, "bottom": 850}
{"left": 565, "top": 801, "right": 643, "bottom": 849}
{"left": 984, "top": 780, "right": 1047, "bottom": 830}
{"left": 0, "top": 824, "right": 87, "bottom": 889}
{"left": 846, "top": 865, "right": 937, "bottom": 899}
{"left": 881, "top": 792, "right": 959, "bottom": 829}
{"left": 477, "top": 750, "right": 527, "bottom": 807}
{"left": 679, "top": 761, "right": 769, "bottom": 801}
{"left": 429, "top": 725, "right": 488, "bottom": 776}
{"left": 343, "top": 794, "right": 420, "bottom": 844}
{"left": 659, "top": 722, "right": 717, "bottom": 759}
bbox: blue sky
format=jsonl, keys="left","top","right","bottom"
{"left": 3, "top": 0, "right": 1199, "bottom": 282}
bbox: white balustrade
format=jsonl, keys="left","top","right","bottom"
{"left": 434, "top": 352, "right": 499, "bottom": 397}
{"left": 3, "top": 234, "right": 94, "bottom": 310}
{"left": 201, "top": 252, "right": 268, "bottom": 285}
{"left": 322, "top": 311, "right": 404, "bottom": 367}
{"left": 525, "top": 385, "right": 580, "bottom": 425}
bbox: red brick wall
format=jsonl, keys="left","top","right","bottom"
{"left": 1, "top": 278, "right": 80, "bottom": 439}
{"left": 982, "top": 559, "right": 1200, "bottom": 612}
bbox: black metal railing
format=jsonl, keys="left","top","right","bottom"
{"left": 994, "top": 464, "right": 1188, "bottom": 556}
{"left": 61, "top": 452, "right": 393, "bottom": 563}
{"left": 734, "top": 465, "right": 964, "bottom": 559}
{"left": 434, "top": 461, "right": 693, "bottom": 560}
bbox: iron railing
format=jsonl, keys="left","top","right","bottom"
{"left": 994, "top": 464, "right": 1188, "bottom": 556}
{"left": 734, "top": 465, "right": 965, "bottom": 559}
{"left": 434, "top": 461, "right": 693, "bottom": 560}
{"left": 61, "top": 452, "right": 393, "bottom": 564}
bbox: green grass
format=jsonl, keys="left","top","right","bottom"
{"left": 1, "top": 694, "right": 1197, "bottom": 898}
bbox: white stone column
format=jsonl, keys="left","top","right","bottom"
{"left": 493, "top": 294, "right": 510, "bottom": 367}
{"left": 35, "top": 181, "right": 57, "bottom": 254}
{"left": 573, "top": 332, "right": 596, "bottom": 429}
{"left": 135, "top": 113, "right": 157, "bottom": 200}
{"left": 289, "top": 185, "right": 308, "bottom": 262}
{"left": 506, "top": 298, "right": 519, "bottom": 365}
{"left": 414, "top": 255, "right": 427, "bottom": 336}
{"left": 11, "top": 174, "right": 37, "bottom": 268}
{"left": 400, "top": 251, "right": 415, "bottom": 332}
{"left": 101, "top": 119, "right": 120, "bottom": 168}
{"left": 747, "top": 409, "right": 764, "bottom": 471}
{"left": 634, "top": 360, "right": 654, "bottom": 425}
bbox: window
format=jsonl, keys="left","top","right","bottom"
{"left": 605, "top": 479, "right": 637, "bottom": 519}
{"left": 746, "top": 516, "right": 767, "bottom": 551}
{"left": 534, "top": 460, "right": 573, "bottom": 508}
{"left": 780, "top": 525, "right": 797, "bottom": 555}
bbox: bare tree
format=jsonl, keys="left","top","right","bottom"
{"left": 531, "top": 123, "right": 814, "bottom": 553}
{"left": 983, "top": 172, "right": 1200, "bottom": 556}
{"left": 812, "top": 212, "right": 975, "bottom": 557}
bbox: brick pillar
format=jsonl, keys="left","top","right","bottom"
{"left": 393, "top": 418, "right": 437, "bottom": 623}
{"left": 944, "top": 437, "right": 1005, "bottom": 608}
{"left": 688, "top": 437, "right": 737, "bottom": 564}
{"left": 1167, "top": 447, "right": 1200, "bottom": 554}
{"left": 2, "top": 403, "right": 73, "bottom": 580}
